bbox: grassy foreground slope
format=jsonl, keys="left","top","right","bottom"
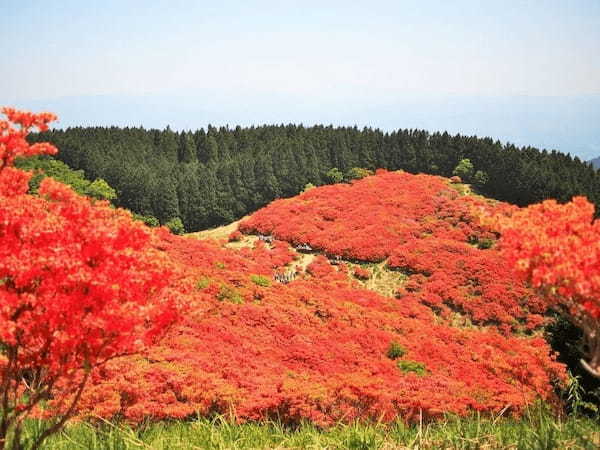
{"left": 38, "top": 410, "right": 600, "bottom": 449}
{"left": 61, "top": 170, "right": 573, "bottom": 428}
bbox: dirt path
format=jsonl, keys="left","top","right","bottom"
{"left": 290, "top": 253, "right": 316, "bottom": 272}
{"left": 186, "top": 216, "right": 250, "bottom": 241}
{"left": 188, "top": 221, "right": 404, "bottom": 294}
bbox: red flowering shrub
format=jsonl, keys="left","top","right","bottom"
{"left": 76, "top": 232, "right": 566, "bottom": 426}
{"left": 239, "top": 170, "right": 545, "bottom": 330}
{"left": 306, "top": 255, "right": 344, "bottom": 281}
{"left": 0, "top": 108, "right": 177, "bottom": 448}
{"left": 228, "top": 230, "right": 243, "bottom": 242}
{"left": 353, "top": 267, "right": 371, "bottom": 280}
{"left": 388, "top": 239, "right": 546, "bottom": 328}
{"left": 492, "top": 196, "right": 600, "bottom": 376}
{"left": 240, "top": 171, "right": 499, "bottom": 262}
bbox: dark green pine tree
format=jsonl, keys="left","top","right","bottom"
{"left": 153, "top": 174, "right": 181, "bottom": 224}
{"left": 255, "top": 152, "right": 281, "bottom": 200}
{"left": 157, "top": 126, "right": 179, "bottom": 162}
{"left": 178, "top": 131, "right": 197, "bottom": 164}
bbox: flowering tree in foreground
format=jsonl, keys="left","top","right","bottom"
{"left": 0, "top": 108, "right": 177, "bottom": 449}
{"left": 493, "top": 196, "right": 600, "bottom": 377}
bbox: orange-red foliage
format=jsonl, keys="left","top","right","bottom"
{"left": 76, "top": 173, "right": 567, "bottom": 425}
{"left": 353, "top": 267, "right": 371, "bottom": 280}
{"left": 492, "top": 196, "right": 600, "bottom": 374}
{"left": 0, "top": 107, "right": 57, "bottom": 169}
{"left": 0, "top": 109, "right": 178, "bottom": 444}
{"left": 240, "top": 171, "right": 546, "bottom": 330}
{"left": 240, "top": 171, "right": 494, "bottom": 261}
{"left": 77, "top": 233, "right": 566, "bottom": 425}
{"left": 228, "top": 230, "right": 243, "bottom": 242}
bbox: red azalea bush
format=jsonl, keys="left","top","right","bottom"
{"left": 353, "top": 267, "right": 371, "bottom": 280}
{"left": 75, "top": 232, "right": 566, "bottom": 426}
{"left": 228, "top": 230, "right": 243, "bottom": 242}
{"left": 389, "top": 239, "right": 547, "bottom": 328}
{"left": 0, "top": 108, "right": 178, "bottom": 448}
{"left": 492, "top": 196, "right": 600, "bottom": 376}
{"left": 239, "top": 170, "right": 545, "bottom": 330}
{"left": 239, "top": 171, "right": 504, "bottom": 261}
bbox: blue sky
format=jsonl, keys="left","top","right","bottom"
{"left": 2, "top": 1, "right": 600, "bottom": 158}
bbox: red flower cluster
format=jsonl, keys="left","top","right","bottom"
{"left": 389, "top": 239, "right": 546, "bottom": 329}
{"left": 228, "top": 230, "right": 243, "bottom": 242}
{"left": 239, "top": 171, "right": 543, "bottom": 329}
{"left": 240, "top": 171, "right": 497, "bottom": 262}
{"left": 0, "top": 109, "right": 178, "bottom": 447}
{"left": 76, "top": 232, "right": 565, "bottom": 425}
{"left": 492, "top": 197, "right": 600, "bottom": 375}
{"left": 0, "top": 107, "right": 57, "bottom": 168}
{"left": 353, "top": 267, "right": 371, "bottom": 280}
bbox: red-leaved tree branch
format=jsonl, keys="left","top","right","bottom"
{"left": 491, "top": 196, "right": 600, "bottom": 377}
{"left": 0, "top": 107, "right": 179, "bottom": 450}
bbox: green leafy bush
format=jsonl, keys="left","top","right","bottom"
{"left": 386, "top": 342, "right": 407, "bottom": 360}
{"left": 217, "top": 285, "right": 244, "bottom": 304}
{"left": 302, "top": 183, "right": 316, "bottom": 192}
{"left": 469, "top": 236, "right": 495, "bottom": 249}
{"left": 165, "top": 217, "right": 185, "bottom": 235}
{"left": 345, "top": 167, "right": 373, "bottom": 181}
{"left": 473, "top": 170, "right": 489, "bottom": 187}
{"left": 453, "top": 158, "right": 474, "bottom": 181}
{"left": 250, "top": 274, "right": 271, "bottom": 287}
{"left": 326, "top": 167, "right": 344, "bottom": 184}
{"left": 16, "top": 155, "right": 117, "bottom": 201}
{"left": 133, "top": 213, "right": 160, "bottom": 227}
{"left": 196, "top": 277, "right": 212, "bottom": 290}
{"left": 397, "top": 360, "right": 427, "bottom": 376}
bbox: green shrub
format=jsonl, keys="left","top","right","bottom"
{"left": 326, "top": 167, "right": 344, "bottom": 184}
{"left": 473, "top": 170, "right": 489, "bottom": 187}
{"left": 217, "top": 285, "right": 244, "bottom": 304}
{"left": 345, "top": 167, "right": 373, "bottom": 181}
{"left": 15, "top": 155, "right": 117, "bottom": 201}
{"left": 165, "top": 217, "right": 185, "bottom": 235}
{"left": 133, "top": 213, "right": 160, "bottom": 227}
{"left": 250, "top": 274, "right": 271, "bottom": 287}
{"left": 386, "top": 342, "right": 407, "bottom": 360}
{"left": 397, "top": 360, "right": 427, "bottom": 376}
{"left": 302, "top": 182, "right": 316, "bottom": 192}
{"left": 468, "top": 236, "right": 495, "bottom": 250}
{"left": 477, "top": 238, "right": 494, "bottom": 249}
{"left": 196, "top": 277, "right": 211, "bottom": 290}
{"left": 453, "top": 158, "right": 474, "bottom": 181}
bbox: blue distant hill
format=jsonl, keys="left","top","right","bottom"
{"left": 590, "top": 157, "right": 600, "bottom": 169}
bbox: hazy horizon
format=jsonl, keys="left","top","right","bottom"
{"left": 3, "top": 0, "right": 600, "bottom": 159}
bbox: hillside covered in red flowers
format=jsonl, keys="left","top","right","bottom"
{"left": 240, "top": 170, "right": 548, "bottom": 332}
{"left": 69, "top": 170, "right": 568, "bottom": 426}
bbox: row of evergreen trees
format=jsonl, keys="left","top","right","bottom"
{"left": 30, "top": 125, "right": 600, "bottom": 232}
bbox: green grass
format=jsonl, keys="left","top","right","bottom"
{"left": 24, "top": 408, "right": 598, "bottom": 450}
{"left": 396, "top": 359, "right": 428, "bottom": 376}
{"left": 250, "top": 274, "right": 272, "bottom": 287}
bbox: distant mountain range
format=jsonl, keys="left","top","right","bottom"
{"left": 591, "top": 157, "right": 600, "bottom": 169}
